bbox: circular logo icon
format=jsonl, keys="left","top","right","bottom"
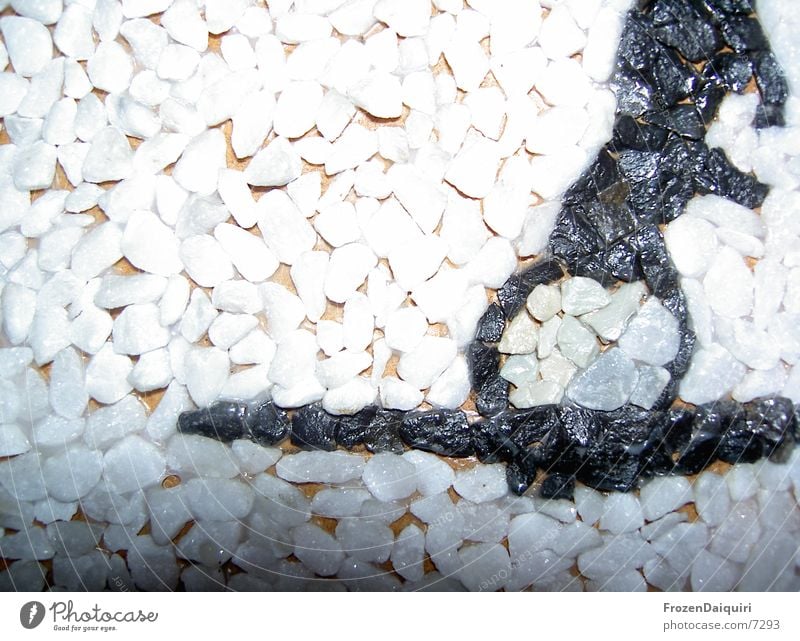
{"left": 20, "top": 601, "right": 45, "bottom": 630}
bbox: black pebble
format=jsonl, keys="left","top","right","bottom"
{"left": 246, "top": 400, "right": 290, "bottom": 446}
{"left": 399, "top": 409, "right": 474, "bottom": 457}
{"left": 475, "top": 303, "right": 505, "bottom": 343}
{"left": 704, "top": 52, "right": 753, "bottom": 93}
{"left": 751, "top": 50, "right": 789, "bottom": 105}
{"left": 291, "top": 404, "right": 339, "bottom": 451}
{"left": 177, "top": 402, "right": 249, "bottom": 442}
{"left": 475, "top": 375, "right": 509, "bottom": 418}
{"left": 720, "top": 16, "right": 769, "bottom": 53}
{"left": 540, "top": 474, "right": 575, "bottom": 501}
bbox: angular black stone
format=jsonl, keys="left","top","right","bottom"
{"left": 646, "top": 48, "right": 700, "bottom": 107}
{"left": 506, "top": 452, "right": 538, "bottom": 496}
{"left": 754, "top": 102, "right": 786, "bottom": 129}
{"left": 642, "top": 106, "right": 706, "bottom": 140}
{"left": 675, "top": 404, "right": 727, "bottom": 474}
{"left": 363, "top": 409, "right": 405, "bottom": 454}
{"left": 612, "top": 63, "right": 658, "bottom": 117}
{"left": 751, "top": 50, "right": 789, "bottom": 105}
{"left": 582, "top": 198, "right": 639, "bottom": 246}
{"left": 476, "top": 374, "right": 509, "bottom": 418}
{"left": 399, "top": 409, "right": 473, "bottom": 457}
{"left": 291, "top": 404, "right": 339, "bottom": 451}
{"left": 613, "top": 115, "right": 669, "bottom": 152}
{"left": 563, "top": 149, "right": 621, "bottom": 206}
{"left": 618, "top": 13, "right": 658, "bottom": 71}
{"left": 704, "top": 52, "right": 753, "bottom": 93}
{"left": 475, "top": 303, "right": 505, "bottom": 343}
{"left": 696, "top": 0, "right": 754, "bottom": 18}
{"left": 540, "top": 473, "right": 575, "bottom": 501}
{"left": 602, "top": 239, "right": 645, "bottom": 283}
{"left": 471, "top": 418, "right": 521, "bottom": 464}
{"left": 703, "top": 147, "right": 769, "bottom": 208}
{"left": 695, "top": 79, "right": 727, "bottom": 123}
{"left": 550, "top": 205, "right": 604, "bottom": 270}
{"left": 651, "top": 0, "right": 723, "bottom": 62}
{"left": 496, "top": 258, "right": 564, "bottom": 319}
{"left": 467, "top": 342, "right": 499, "bottom": 391}
{"left": 720, "top": 16, "right": 769, "bottom": 53}
{"left": 177, "top": 402, "right": 248, "bottom": 442}
{"left": 246, "top": 400, "right": 290, "bottom": 446}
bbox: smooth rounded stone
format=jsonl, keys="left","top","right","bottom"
{"left": 709, "top": 500, "right": 762, "bottom": 564}
{"left": 311, "top": 488, "right": 371, "bottom": 519}
{"left": 578, "top": 532, "right": 656, "bottom": 581}
{"left": 291, "top": 523, "right": 344, "bottom": 577}
{"left": 586, "top": 570, "right": 647, "bottom": 593}
{"left": 0, "top": 421, "right": 30, "bottom": 458}
{"left": 690, "top": 549, "right": 742, "bottom": 592}
{"left": 0, "top": 527, "right": 55, "bottom": 561}
{"left": 184, "top": 347, "right": 229, "bottom": 408}
{"left": 46, "top": 521, "right": 103, "bottom": 558}
{"left": 396, "top": 336, "right": 457, "bottom": 389}
{"left": 703, "top": 246, "right": 754, "bottom": 319}
{"left": 693, "top": 471, "right": 732, "bottom": 529}
{"left": 0, "top": 16, "right": 53, "bottom": 77}
{"left": 453, "top": 464, "right": 508, "bottom": 504}
{"left": 144, "top": 486, "right": 192, "bottom": 546}
{"left": 362, "top": 453, "right": 417, "bottom": 502}
{"left": 380, "top": 377, "right": 424, "bottom": 411}
{"left": 506, "top": 548, "right": 573, "bottom": 592}
{"left": 618, "top": 298, "right": 680, "bottom": 367}
{"left": 427, "top": 356, "right": 471, "bottom": 410}
{"left": 276, "top": 451, "right": 366, "bottom": 484}
{"left": 566, "top": 348, "right": 638, "bottom": 411}
{"left": 335, "top": 518, "right": 394, "bottom": 564}
{"left": 639, "top": 476, "right": 692, "bottom": 522}
{"left": 725, "top": 464, "right": 759, "bottom": 503}
{"left": 500, "top": 353, "right": 539, "bottom": 387}
{"left": 112, "top": 303, "right": 171, "bottom": 356}
{"left": 678, "top": 344, "right": 746, "bottom": 405}
{"left": 643, "top": 555, "right": 689, "bottom": 592}
{"left": 560, "top": 277, "right": 611, "bottom": 316}
{"left": 599, "top": 493, "right": 644, "bottom": 535}
{"left": 245, "top": 136, "right": 302, "bottom": 188}
{"left": 509, "top": 380, "right": 565, "bottom": 408}
{"left": 716, "top": 317, "right": 782, "bottom": 371}
{"left": 0, "top": 560, "right": 47, "bottom": 592}
{"left": 384, "top": 306, "right": 428, "bottom": 353}
{"left": 103, "top": 435, "right": 165, "bottom": 495}
{"left": 459, "top": 502, "right": 511, "bottom": 544}
{"left": 574, "top": 485, "right": 605, "bottom": 527}
{"left": 391, "top": 524, "right": 425, "bottom": 583}
{"left": 82, "top": 126, "right": 134, "bottom": 183}
{"left": 184, "top": 477, "right": 255, "bottom": 522}
{"left": 557, "top": 315, "right": 600, "bottom": 369}
{"left": 172, "top": 129, "right": 226, "bottom": 197}
{"left": 175, "top": 520, "right": 241, "bottom": 568}
{"left": 755, "top": 460, "right": 793, "bottom": 492}
{"left": 498, "top": 311, "right": 539, "bottom": 355}
{"left": 122, "top": 211, "right": 183, "bottom": 276}
{"left": 526, "top": 284, "right": 561, "bottom": 322}
{"left": 166, "top": 434, "right": 240, "bottom": 479}
{"left": 652, "top": 522, "right": 710, "bottom": 574}
{"left": 664, "top": 215, "right": 719, "bottom": 278}
{"left": 402, "top": 450, "right": 455, "bottom": 497}
{"left": 457, "top": 543, "right": 512, "bottom": 592}
{"left": 629, "top": 364, "right": 671, "bottom": 410}
{"left": 231, "top": 440, "right": 281, "bottom": 476}
{"left": 42, "top": 445, "right": 103, "bottom": 502}
{"left": 0, "top": 452, "right": 47, "bottom": 502}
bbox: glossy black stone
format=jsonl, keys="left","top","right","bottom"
{"left": 291, "top": 404, "right": 338, "bottom": 451}
{"left": 467, "top": 342, "right": 499, "bottom": 391}
{"left": 613, "top": 115, "right": 669, "bottom": 152}
{"left": 506, "top": 453, "right": 538, "bottom": 496}
{"left": 612, "top": 64, "right": 658, "bottom": 117}
{"left": 496, "top": 258, "right": 564, "bottom": 318}
{"left": 475, "top": 375, "right": 509, "bottom": 418}
{"left": 695, "top": 80, "right": 727, "bottom": 122}
{"left": 720, "top": 16, "right": 769, "bottom": 53}
{"left": 399, "top": 409, "right": 473, "bottom": 457}
{"left": 702, "top": 147, "right": 769, "bottom": 208}
{"left": 704, "top": 52, "right": 753, "bottom": 93}
{"left": 471, "top": 418, "right": 521, "bottom": 464}
{"left": 363, "top": 409, "right": 405, "bottom": 454}
{"left": 754, "top": 102, "right": 786, "bottom": 129}
{"left": 751, "top": 50, "right": 789, "bottom": 105}
{"left": 651, "top": 0, "right": 723, "bottom": 62}
{"left": 540, "top": 474, "right": 575, "bottom": 501}
{"left": 178, "top": 402, "right": 248, "bottom": 442}
{"left": 563, "top": 149, "right": 620, "bottom": 206}
{"left": 475, "top": 303, "right": 505, "bottom": 343}
{"left": 246, "top": 400, "right": 290, "bottom": 445}
{"left": 643, "top": 106, "right": 706, "bottom": 140}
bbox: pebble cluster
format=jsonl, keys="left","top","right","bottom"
{"left": 2, "top": 0, "right": 800, "bottom": 592}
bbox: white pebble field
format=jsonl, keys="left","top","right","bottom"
{"left": 0, "top": 0, "right": 799, "bottom": 592}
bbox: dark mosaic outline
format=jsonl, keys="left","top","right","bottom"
{"left": 179, "top": 0, "right": 799, "bottom": 498}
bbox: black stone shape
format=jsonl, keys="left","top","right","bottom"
{"left": 175, "top": 2, "right": 799, "bottom": 499}
{"left": 399, "top": 409, "right": 473, "bottom": 457}
{"left": 246, "top": 400, "right": 290, "bottom": 446}
{"left": 178, "top": 401, "right": 248, "bottom": 442}
{"left": 475, "top": 303, "right": 505, "bottom": 343}
{"left": 291, "top": 403, "right": 338, "bottom": 451}
{"left": 704, "top": 52, "right": 753, "bottom": 93}
{"left": 540, "top": 474, "right": 576, "bottom": 501}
